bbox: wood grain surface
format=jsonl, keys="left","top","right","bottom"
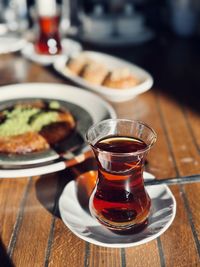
{"left": 0, "top": 52, "right": 200, "bottom": 267}
{"left": 160, "top": 185, "right": 199, "bottom": 267}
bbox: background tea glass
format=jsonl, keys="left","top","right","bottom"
{"left": 0, "top": 0, "right": 28, "bottom": 35}
{"left": 86, "top": 119, "right": 157, "bottom": 232}
{"left": 35, "top": 0, "right": 62, "bottom": 55}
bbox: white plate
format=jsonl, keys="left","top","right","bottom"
{"left": 59, "top": 172, "right": 176, "bottom": 248}
{"left": 53, "top": 51, "right": 153, "bottom": 102}
{"left": 0, "top": 83, "right": 116, "bottom": 178}
{"left": 21, "top": 38, "right": 82, "bottom": 66}
{"left": 0, "top": 36, "right": 27, "bottom": 54}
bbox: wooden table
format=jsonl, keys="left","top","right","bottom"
{"left": 0, "top": 46, "right": 200, "bottom": 267}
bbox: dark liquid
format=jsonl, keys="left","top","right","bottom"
{"left": 35, "top": 16, "right": 62, "bottom": 55}
{"left": 90, "top": 136, "right": 151, "bottom": 231}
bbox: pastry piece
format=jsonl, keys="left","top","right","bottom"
{"left": 0, "top": 132, "right": 49, "bottom": 154}
{"left": 102, "top": 68, "right": 139, "bottom": 89}
{"left": 66, "top": 55, "right": 91, "bottom": 75}
{"left": 80, "top": 62, "right": 108, "bottom": 85}
{"left": 39, "top": 111, "right": 76, "bottom": 145}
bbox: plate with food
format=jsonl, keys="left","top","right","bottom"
{"left": 0, "top": 83, "right": 116, "bottom": 177}
{"left": 0, "top": 36, "right": 27, "bottom": 54}
{"left": 53, "top": 51, "right": 153, "bottom": 102}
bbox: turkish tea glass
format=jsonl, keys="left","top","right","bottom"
{"left": 86, "top": 119, "right": 157, "bottom": 232}
{"left": 35, "top": 0, "right": 62, "bottom": 55}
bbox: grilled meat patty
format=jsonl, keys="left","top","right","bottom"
{"left": 0, "top": 101, "right": 75, "bottom": 154}
{"left": 0, "top": 132, "right": 49, "bottom": 154}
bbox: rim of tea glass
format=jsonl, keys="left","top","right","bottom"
{"left": 86, "top": 118, "right": 157, "bottom": 157}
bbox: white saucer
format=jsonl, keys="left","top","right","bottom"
{"left": 59, "top": 172, "right": 176, "bottom": 248}
{"left": 0, "top": 36, "right": 26, "bottom": 54}
{"left": 79, "top": 28, "right": 154, "bottom": 46}
{"left": 21, "top": 38, "right": 82, "bottom": 66}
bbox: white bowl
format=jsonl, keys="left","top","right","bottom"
{"left": 53, "top": 51, "right": 153, "bottom": 102}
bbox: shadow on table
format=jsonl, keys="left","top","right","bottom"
{"left": 35, "top": 156, "right": 97, "bottom": 218}
{"left": 35, "top": 155, "right": 150, "bottom": 217}
{"left": 0, "top": 238, "right": 14, "bottom": 267}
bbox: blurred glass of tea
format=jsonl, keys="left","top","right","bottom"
{"left": 0, "top": 0, "right": 28, "bottom": 35}
{"left": 35, "top": 0, "right": 62, "bottom": 55}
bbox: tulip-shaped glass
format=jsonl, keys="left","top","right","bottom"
{"left": 86, "top": 119, "right": 157, "bottom": 232}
